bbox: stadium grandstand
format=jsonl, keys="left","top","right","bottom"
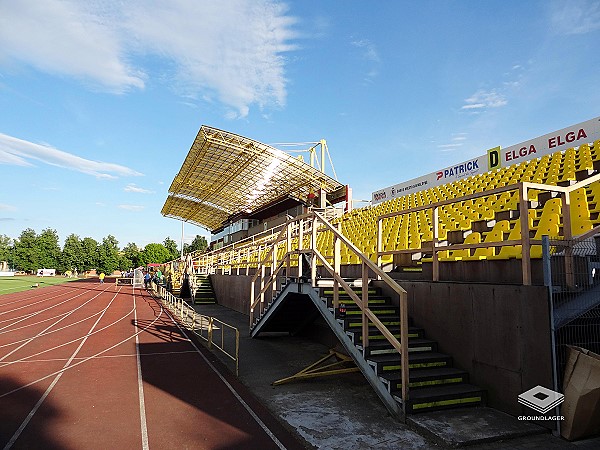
{"left": 160, "top": 118, "right": 600, "bottom": 424}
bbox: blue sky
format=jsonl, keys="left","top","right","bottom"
{"left": 1, "top": 0, "right": 600, "bottom": 249}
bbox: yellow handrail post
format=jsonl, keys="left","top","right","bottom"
{"left": 432, "top": 206, "right": 439, "bottom": 282}
{"left": 361, "top": 262, "right": 369, "bottom": 353}
{"left": 562, "top": 190, "right": 575, "bottom": 289}
{"left": 298, "top": 218, "right": 304, "bottom": 279}
{"left": 377, "top": 217, "right": 383, "bottom": 277}
{"left": 519, "top": 184, "right": 532, "bottom": 286}
{"left": 333, "top": 222, "right": 341, "bottom": 311}
{"left": 400, "top": 290, "right": 409, "bottom": 409}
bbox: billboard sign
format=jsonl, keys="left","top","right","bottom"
{"left": 372, "top": 117, "right": 600, "bottom": 204}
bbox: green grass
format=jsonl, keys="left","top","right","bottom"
{"left": 0, "top": 275, "right": 80, "bottom": 296}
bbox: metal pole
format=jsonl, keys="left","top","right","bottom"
{"left": 181, "top": 220, "right": 184, "bottom": 259}
{"left": 543, "top": 235, "right": 561, "bottom": 437}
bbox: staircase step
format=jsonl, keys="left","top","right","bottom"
{"left": 401, "top": 383, "right": 485, "bottom": 413}
{"left": 363, "top": 337, "right": 436, "bottom": 355}
{"left": 380, "top": 367, "right": 469, "bottom": 392}
{"left": 326, "top": 296, "right": 390, "bottom": 307}
{"left": 322, "top": 289, "right": 378, "bottom": 296}
{"left": 343, "top": 314, "right": 402, "bottom": 328}
{"left": 367, "top": 352, "right": 452, "bottom": 374}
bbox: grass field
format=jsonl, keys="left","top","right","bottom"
{"left": 0, "top": 275, "right": 80, "bottom": 296}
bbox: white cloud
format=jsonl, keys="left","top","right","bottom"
{"left": 0, "top": 1, "right": 144, "bottom": 93}
{"left": 119, "top": 204, "right": 145, "bottom": 212}
{"left": 0, "top": 204, "right": 16, "bottom": 211}
{"left": 0, "top": 133, "right": 142, "bottom": 178}
{"left": 0, "top": 0, "right": 298, "bottom": 116}
{"left": 437, "top": 143, "right": 463, "bottom": 148}
{"left": 462, "top": 90, "right": 507, "bottom": 110}
{"left": 352, "top": 39, "right": 381, "bottom": 63}
{"left": 351, "top": 38, "right": 381, "bottom": 83}
{"left": 124, "top": 183, "right": 154, "bottom": 194}
{"left": 550, "top": 0, "right": 600, "bottom": 35}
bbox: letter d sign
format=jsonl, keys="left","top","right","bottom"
{"left": 488, "top": 146, "right": 501, "bottom": 170}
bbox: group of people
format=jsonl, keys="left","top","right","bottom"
{"left": 144, "top": 269, "right": 164, "bottom": 289}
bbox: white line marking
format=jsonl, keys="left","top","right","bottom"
{"left": 134, "top": 292, "right": 150, "bottom": 450}
{"left": 0, "top": 294, "right": 164, "bottom": 398}
{"left": 0, "top": 351, "right": 198, "bottom": 364}
{"left": 157, "top": 298, "right": 287, "bottom": 450}
{"left": 0, "top": 287, "right": 111, "bottom": 361}
{"left": 3, "top": 287, "right": 121, "bottom": 449}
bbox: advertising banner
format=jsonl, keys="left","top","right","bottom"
{"left": 372, "top": 117, "right": 600, "bottom": 204}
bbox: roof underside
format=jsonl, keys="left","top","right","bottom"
{"left": 162, "top": 126, "right": 344, "bottom": 231}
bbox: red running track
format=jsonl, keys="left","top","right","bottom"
{"left": 0, "top": 280, "right": 304, "bottom": 450}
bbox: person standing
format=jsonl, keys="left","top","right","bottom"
{"left": 99, "top": 272, "right": 105, "bottom": 284}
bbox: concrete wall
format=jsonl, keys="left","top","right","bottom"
{"left": 397, "top": 281, "right": 553, "bottom": 417}
{"left": 212, "top": 273, "right": 554, "bottom": 418}
{"left": 210, "top": 274, "right": 253, "bottom": 315}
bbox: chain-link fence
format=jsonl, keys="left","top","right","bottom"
{"left": 544, "top": 236, "right": 600, "bottom": 387}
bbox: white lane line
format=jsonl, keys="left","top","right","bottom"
{"left": 0, "top": 297, "right": 164, "bottom": 399}
{"left": 0, "top": 286, "right": 114, "bottom": 363}
{"left": 0, "top": 286, "right": 109, "bottom": 329}
{"left": 156, "top": 298, "right": 287, "bottom": 450}
{"left": 0, "top": 305, "right": 136, "bottom": 368}
{"left": 134, "top": 292, "right": 150, "bottom": 450}
{"left": 3, "top": 288, "right": 121, "bottom": 449}
{"left": 1, "top": 351, "right": 198, "bottom": 364}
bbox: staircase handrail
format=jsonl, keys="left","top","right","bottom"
{"left": 249, "top": 210, "right": 410, "bottom": 404}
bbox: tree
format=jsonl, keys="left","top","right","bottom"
{"left": 185, "top": 235, "right": 208, "bottom": 255}
{"left": 81, "top": 237, "right": 99, "bottom": 272}
{"left": 140, "top": 243, "right": 172, "bottom": 266}
{"left": 61, "top": 234, "right": 84, "bottom": 273}
{"left": 37, "top": 228, "right": 61, "bottom": 269}
{"left": 122, "top": 242, "right": 141, "bottom": 268}
{"left": 163, "top": 237, "right": 179, "bottom": 261}
{"left": 14, "top": 228, "right": 39, "bottom": 272}
{"left": 97, "top": 235, "right": 119, "bottom": 275}
{"left": 0, "top": 235, "right": 13, "bottom": 266}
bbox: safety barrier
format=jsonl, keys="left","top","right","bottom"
{"left": 152, "top": 283, "right": 240, "bottom": 375}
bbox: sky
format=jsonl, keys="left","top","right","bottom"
{"left": 1, "top": 0, "right": 600, "bottom": 250}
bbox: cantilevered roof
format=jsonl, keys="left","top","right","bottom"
{"left": 162, "top": 126, "right": 344, "bottom": 231}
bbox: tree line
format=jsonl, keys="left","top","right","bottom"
{"left": 0, "top": 228, "right": 208, "bottom": 275}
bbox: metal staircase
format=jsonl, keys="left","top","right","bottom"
{"left": 251, "top": 279, "right": 485, "bottom": 415}
{"left": 248, "top": 210, "right": 485, "bottom": 419}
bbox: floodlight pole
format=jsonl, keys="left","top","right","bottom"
{"left": 181, "top": 220, "right": 184, "bottom": 259}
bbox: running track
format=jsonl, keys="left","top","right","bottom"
{"left": 0, "top": 280, "right": 304, "bottom": 450}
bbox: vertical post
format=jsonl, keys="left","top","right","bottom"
{"left": 519, "top": 184, "right": 532, "bottom": 285}
{"left": 286, "top": 222, "right": 292, "bottom": 277}
{"left": 377, "top": 217, "right": 383, "bottom": 275}
{"left": 320, "top": 139, "right": 326, "bottom": 174}
{"left": 249, "top": 279, "right": 255, "bottom": 327}
{"left": 432, "top": 206, "right": 439, "bottom": 282}
{"left": 311, "top": 215, "right": 318, "bottom": 286}
{"left": 361, "top": 262, "right": 369, "bottom": 355}
{"left": 333, "top": 222, "right": 341, "bottom": 311}
{"left": 260, "top": 264, "right": 266, "bottom": 315}
{"left": 180, "top": 220, "right": 184, "bottom": 259}
{"left": 272, "top": 242, "right": 278, "bottom": 296}
{"left": 400, "top": 291, "right": 409, "bottom": 408}
{"left": 562, "top": 191, "right": 575, "bottom": 289}
{"left": 298, "top": 219, "right": 304, "bottom": 279}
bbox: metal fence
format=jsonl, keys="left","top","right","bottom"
{"left": 544, "top": 236, "right": 600, "bottom": 388}
{"left": 152, "top": 283, "right": 240, "bottom": 375}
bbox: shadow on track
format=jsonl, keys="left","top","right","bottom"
{"left": 0, "top": 375, "right": 65, "bottom": 450}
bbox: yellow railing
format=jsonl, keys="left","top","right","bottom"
{"left": 248, "top": 210, "right": 411, "bottom": 407}
{"left": 153, "top": 283, "right": 240, "bottom": 375}
{"left": 377, "top": 174, "right": 600, "bottom": 286}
